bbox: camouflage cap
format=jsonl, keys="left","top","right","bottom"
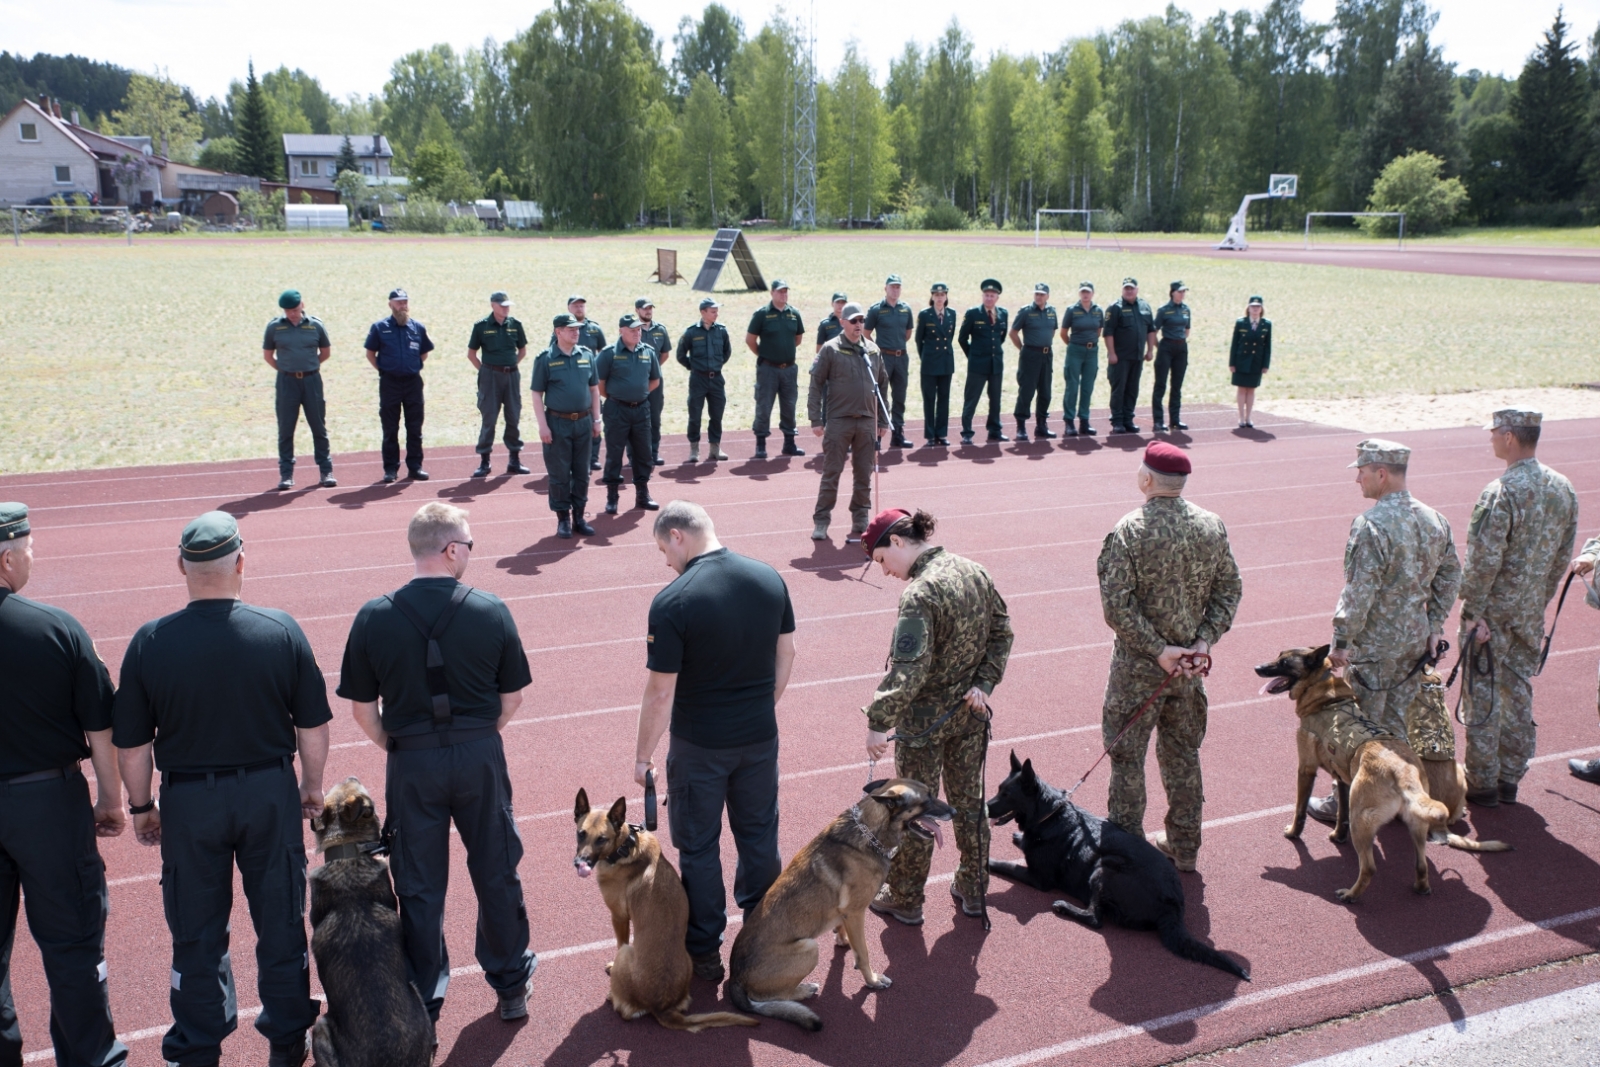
{"left": 0, "top": 502, "right": 29, "bottom": 542}
{"left": 841, "top": 302, "right": 867, "bottom": 321}
{"left": 617, "top": 313, "right": 642, "bottom": 329}
{"left": 179, "top": 511, "right": 242, "bottom": 562}
{"left": 1484, "top": 408, "right": 1542, "bottom": 430}
{"left": 552, "top": 312, "right": 579, "bottom": 328}
{"left": 1348, "top": 438, "right": 1411, "bottom": 468}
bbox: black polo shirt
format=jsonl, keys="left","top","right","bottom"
{"left": 0, "top": 590, "right": 115, "bottom": 778}
{"left": 747, "top": 303, "right": 805, "bottom": 365}
{"left": 646, "top": 549, "right": 795, "bottom": 749}
{"left": 337, "top": 578, "right": 531, "bottom": 734}
{"left": 113, "top": 600, "right": 331, "bottom": 772}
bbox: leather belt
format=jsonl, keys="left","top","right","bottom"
{"left": 165, "top": 755, "right": 291, "bottom": 785}
{"left": 760, "top": 360, "right": 795, "bottom": 368}
{"left": 880, "top": 348, "right": 906, "bottom": 356}
{"left": 547, "top": 410, "right": 590, "bottom": 421}
{"left": 283, "top": 370, "right": 318, "bottom": 379}
{"left": 609, "top": 398, "right": 647, "bottom": 408}
{"left": 695, "top": 369, "right": 722, "bottom": 378}
{"left": 3, "top": 766, "right": 70, "bottom": 785}
{"left": 1022, "top": 345, "right": 1053, "bottom": 353}
{"left": 485, "top": 364, "right": 517, "bottom": 373}
{"left": 387, "top": 723, "right": 498, "bottom": 752}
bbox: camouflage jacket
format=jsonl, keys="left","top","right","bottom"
{"left": 864, "top": 547, "right": 1013, "bottom": 743}
{"left": 1097, "top": 496, "right": 1242, "bottom": 683}
{"left": 1332, "top": 491, "right": 1461, "bottom": 681}
{"left": 1458, "top": 459, "right": 1579, "bottom": 678}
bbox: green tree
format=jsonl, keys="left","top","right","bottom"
{"left": 640, "top": 98, "right": 682, "bottom": 223}
{"left": 1461, "top": 110, "right": 1517, "bottom": 222}
{"left": 919, "top": 22, "right": 978, "bottom": 207}
{"left": 819, "top": 47, "right": 895, "bottom": 222}
{"left": 112, "top": 70, "right": 202, "bottom": 159}
{"left": 1364, "top": 149, "right": 1467, "bottom": 232}
{"left": 234, "top": 61, "right": 279, "bottom": 179}
{"left": 729, "top": 20, "right": 797, "bottom": 220}
{"left": 1059, "top": 40, "right": 1112, "bottom": 212}
{"left": 463, "top": 41, "right": 528, "bottom": 198}
{"left": 261, "top": 68, "right": 335, "bottom": 134}
{"left": 197, "top": 137, "right": 238, "bottom": 172}
{"left": 680, "top": 73, "right": 735, "bottom": 223}
{"left": 1510, "top": 10, "right": 1590, "bottom": 203}
{"left": 978, "top": 54, "right": 1026, "bottom": 224}
{"left": 409, "top": 138, "right": 481, "bottom": 202}
{"left": 885, "top": 44, "right": 922, "bottom": 195}
{"left": 335, "top": 134, "right": 358, "bottom": 174}
{"left": 672, "top": 5, "right": 744, "bottom": 96}
{"left": 1353, "top": 34, "right": 1460, "bottom": 193}
{"left": 383, "top": 45, "right": 471, "bottom": 164}
{"left": 1013, "top": 69, "right": 1061, "bottom": 218}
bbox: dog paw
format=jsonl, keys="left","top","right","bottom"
{"left": 605, "top": 961, "right": 614, "bottom": 975}
{"left": 798, "top": 982, "right": 820, "bottom": 1000}
{"left": 1283, "top": 824, "right": 1302, "bottom": 839}
{"left": 833, "top": 930, "right": 850, "bottom": 949}
{"left": 1334, "top": 888, "right": 1358, "bottom": 903}
{"left": 864, "top": 975, "right": 893, "bottom": 990}
{"left": 1328, "top": 830, "right": 1349, "bottom": 844}
{"left": 1413, "top": 882, "right": 1432, "bottom": 896}
{"left": 1011, "top": 832, "right": 1026, "bottom": 848}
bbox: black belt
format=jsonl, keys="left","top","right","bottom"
{"left": 760, "top": 360, "right": 795, "bottom": 368}
{"left": 485, "top": 364, "right": 518, "bottom": 373}
{"left": 547, "top": 410, "right": 590, "bottom": 421}
{"left": 165, "top": 755, "right": 292, "bottom": 785}
{"left": 608, "top": 397, "right": 647, "bottom": 407}
{"left": 880, "top": 348, "right": 906, "bottom": 356}
{"left": 3, "top": 765, "right": 71, "bottom": 785}
{"left": 387, "top": 723, "right": 498, "bottom": 752}
{"left": 1159, "top": 337, "right": 1188, "bottom": 347}
{"left": 281, "top": 370, "right": 319, "bottom": 379}
{"left": 695, "top": 369, "right": 722, "bottom": 378}
{"left": 1022, "top": 345, "right": 1053, "bottom": 354}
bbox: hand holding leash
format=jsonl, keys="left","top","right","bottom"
{"left": 1063, "top": 653, "right": 1210, "bottom": 799}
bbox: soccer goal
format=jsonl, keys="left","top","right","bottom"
{"left": 1303, "top": 211, "right": 1405, "bottom": 250}
{"left": 10, "top": 201, "right": 135, "bottom": 245}
{"left": 1034, "top": 209, "right": 1119, "bottom": 251}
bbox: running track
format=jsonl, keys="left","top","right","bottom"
{"left": 4, "top": 405, "right": 1598, "bottom": 1067}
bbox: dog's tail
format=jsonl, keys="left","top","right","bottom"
{"left": 653, "top": 1008, "right": 760, "bottom": 1032}
{"left": 1442, "top": 833, "right": 1513, "bottom": 853}
{"left": 1405, "top": 781, "right": 1452, "bottom": 829}
{"left": 727, "top": 981, "right": 821, "bottom": 1031}
{"left": 1155, "top": 912, "right": 1251, "bottom": 982}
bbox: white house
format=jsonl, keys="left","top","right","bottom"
{"left": 282, "top": 134, "right": 393, "bottom": 189}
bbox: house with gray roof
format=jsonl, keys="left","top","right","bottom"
{"left": 282, "top": 134, "right": 393, "bottom": 189}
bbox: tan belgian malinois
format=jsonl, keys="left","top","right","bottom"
{"left": 572, "top": 789, "right": 757, "bottom": 1032}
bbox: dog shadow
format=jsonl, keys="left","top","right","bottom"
{"left": 983, "top": 879, "right": 1062, "bottom": 925}
{"left": 439, "top": 1008, "right": 524, "bottom": 1067}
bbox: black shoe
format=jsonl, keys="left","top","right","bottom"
{"left": 1014, "top": 423, "right": 1029, "bottom": 443}
{"left": 1062, "top": 422, "right": 1078, "bottom": 437}
{"left": 1108, "top": 424, "right": 1129, "bottom": 436}
{"left": 1173, "top": 421, "right": 1188, "bottom": 431}
{"left": 1036, "top": 426, "right": 1057, "bottom": 439}
{"left": 556, "top": 512, "right": 572, "bottom": 539}
{"left": 407, "top": 468, "right": 429, "bottom": 481}
{"left": 753, "top": 436, "right": 768, "bottom": 460}
{"left": 573, "top": 514, "right": 596, "bottom": 536}
{"left": 382, "top": 470, "right": 398, "bottom": 484}
{"left": 1080, "top": 420, "right": 1097, "bottom": 435}
{"left": 319, "top": 473, "right": 337, "bottom": 488}
{"left": 1153, "top": 423, "right": 1168, "bottom": 434}
{"left": 1498, "top": 781, "right": 1518, "bottom": 804}
{"left": 506, "top": 453, "right": 530, "bottom": 475}
{"left": 989, "top": 432, "right": 1009, "bottom": 443}
{"left": 267, "top": 1031, "right": 308, "bottom": 1067}
{"left": 635, "top": 489, "right": 659, "bottom": 511}
{"left": 604, "top": 489, "right": 619, "bottom": 515}
{"left": 691, "top": 950, "right": 725, "bottom": 983}
{"left": 1466, "top": 786, "right": 1499, "bottom": 808}
{"left": 1305, "top": 793, "right": 1339, "bottom": 826}
{"left": 277, "top": 476, "right": 294, "bottom": 490}
{"left": 1570, "top": 759, "right": 1600, "bottom": 783}
{"left": 472, "top": 459, "right": 493, "bottom": 478}
{"left": 652, "top": 454, "right": 665, "bottom": 466}
{"left": 960, "top": 432, "right": 974, "bottom": 444}
{"left": 1124, "top": 422, "right": 1140, "bottom": 434}
{"left": 781, "top": 437, "right": 805, "bottom": 456}
{"left": 497, "top": 978, "right": 531, "bottom": 1021}
{"left": 589, "top": 460, "right": 601, "bottom": 471}
{"left": 892, "top": 435, "right": 913, "bottom": 449}
{"left": 936, "top": 437, "right": 950, "bottom": 446}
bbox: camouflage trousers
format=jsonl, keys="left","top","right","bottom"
{"left": 1347, "top": 656, "right": 1425, "bottom": 738}
{"left": 1104, "top": 669, "right": 1207, "bottom": 861}
{"left": 1462, "top": 656, "right": 1535, "bottom": 790}
{"left": 884, "top": 726, "right": 990, "bottom": 907}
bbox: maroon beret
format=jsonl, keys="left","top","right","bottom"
{"left": 863, "top": 508, "right": 910, "bottom": 556}
{"left": 1143, "top": 440, "right": 1191, "bottom": 475}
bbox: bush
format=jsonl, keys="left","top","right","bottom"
{"left": 1362, "top": 151, "right": 1469, "bottom": 235}
{"left": 918, "top": 201, "right": 969, "bottom": 231}
{"left": 382, "top": 196, "right": 483, "bottom": 235}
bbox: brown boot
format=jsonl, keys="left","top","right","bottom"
{"left": 869, "top": 887, "right": 923, "bottom": 925}
{"left": 1152, "top": 831, "right": 1196, "bottom": 872}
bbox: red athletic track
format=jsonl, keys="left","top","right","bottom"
{"left": 4, "top": 406, "right": 1598, "bottom": 1067}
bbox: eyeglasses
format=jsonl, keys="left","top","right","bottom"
{"left": 443, "top": 540, "right": 474, "bottom": 553}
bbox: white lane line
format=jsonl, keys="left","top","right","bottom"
{"left": 1292, "top": 981, "right": 1600, "bottom": 1067}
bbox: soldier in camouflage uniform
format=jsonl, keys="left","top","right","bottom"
{"left": 860, "top": 508, "right": 1012, "bottom": 924}
{"left": 1097, "top": 441, "right": 1241, "bottom": 871}
{"left": 1567, "top": 533, "right": 1600, "bottom": 785}
{"left": 1313, "top": 439, "right": 1461, "bottom": 824}
{"left": 1456, "top": 410, "right": 1579, "bottom": 805}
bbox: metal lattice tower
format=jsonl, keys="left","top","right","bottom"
{"left": 791, "top": 4, "right": 817, "bottom": 229}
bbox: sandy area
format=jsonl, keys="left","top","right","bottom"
{"left": 1258, "top": 387, "right": 1600, "bottom": 433}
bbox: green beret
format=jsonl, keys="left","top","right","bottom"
{"left": 1348, "top": 438, "right": 1411, "bottom": 469}
{"left": 180, "top": 511, "right": 242, "bottom": 562}
{"left": 980, "top": 278, "right": 1002, "bottom": 294}
{"left": 618, "top": 313, "right": 641, "bottom": 329}
{"left": 278, "top": 290, "right": 302, "bottom": 310}
{"left": 0, "top": 502, "right": 30, "bottom": 542}
{"left": 553, "top": 312, "right": 578, "bottom": 328}
{"left": 1485, "top": 408, "right": 1542, "bottom": 430}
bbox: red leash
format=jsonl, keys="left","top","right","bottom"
{"left": 1063, "top": 653, "right": 1211, "bottom": 799}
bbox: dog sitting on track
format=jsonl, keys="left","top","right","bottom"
{"left": 572, "top": 789, "right": 757, "bottom": 1032}
{"left": 309, "top": 777, "right": 435, "bottom": 1067}
{"left": 986, "top": 752, "right": 1250, "bottom": 981}
{"left": 726, "top": 778, "right": 955, "bottom": 1031}
{"left": 1255, "top": 645, "right": 1509, "bottom": 903}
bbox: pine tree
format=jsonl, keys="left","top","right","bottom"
{"left": 235, "top": 61, "right": 278, "bottom": 179}
{"left": 1509, "top": 10, "right": 1590, "bottom": 203}
{"left": 1353, "top": 34, "right": 1460, "bottom": 197}
{"left": 335, "top": 133, "right": 359, "bottom": 175}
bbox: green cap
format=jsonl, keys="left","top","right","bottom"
{"left": 1170, "top": 280, "right": 1189, "bottom": 292}
{"left": 930, "top": 282, "right": 949, "bottom": 293}
{"left": 489, "top": 291, "right": 511, "bottom": 306}
{"left": 618, "top": 313, "right": 641, "bottom": 329}
{"left": 698, "top": 297, "right": 719, "bottom": 310}
{"left": 885, "top": 274, "right": 903, "bottom": 285}
{"left": 1348, "top": 438, "right": 1411, "bottom": 469}
{"left": 1078, "top": 281, "right": 1095, "bottom": 292}
{"left": 567, "top": 294, "right": 586, "bottom": 305}
{"left": 179, "top": 511, "right": 242, "bottom": 562}
{"left": 1485, "top": 408, "right": 1542, "bottom": 430}
{"left": 1247, "top": 294, "right": 1264, "bottom": 306}
{"left": 1033, "top": 282, "right": 1050, "bottom": 294}
{"left": 278, "top": 289, "right": 301, "bottom": 310}
{"left": 831, "top": 291, "right": 848, "bottom": 303}
{"left": 553, "top": 312, "right": 578, "bottom": 328}
{"left": 634, "top": 297, "right": 654, "bottom": 310}
{"left": 770, "top": 279, "right": 789, "bottom": 291}
{"left": 0, "top": 503, "right": 30, "bottom": 542}
{"left": 980, "top": 278, "right": 1002, "bottom": 294}
{"left": 1122, "top": 277, "right": 1138, "bottom": 288}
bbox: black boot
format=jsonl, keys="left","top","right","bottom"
{"left": 781, "top": 434, "right": 805, "bottom": 456}
{"left": 1080, "top": 418, "right": 1097, "bottom": 435}
{"left": 506, "top": 451, "right": 530, "bottom": 475}
{"left": 472, "top": 455, "right": 492, "bottom": 478}
{"left": 1036, "top": 421, "right": 1057, "bottom": 439}
{"left": 604, "top": 486, "right": 619, "bottom": 515}
{"left": 573, "top": 512, "right": 596, "bottom": 536}
{"left": 753, "top": 435, "right": 768, "bottom": 460}
{"left": 1062, "top": 419, "right": 1079, "bottom": 437}
{"left": 1014, "top": 420, "right": 1029, "bottom": 443}
{"left": 556, "top": 511, "right": 572, "bottom": 539}
{"left": 635, "top": 486, "right": 659, "bottom": 510}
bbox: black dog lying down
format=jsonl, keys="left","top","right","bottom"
{"left": 986, "top": 752, "right": 1250, "bottom": 981}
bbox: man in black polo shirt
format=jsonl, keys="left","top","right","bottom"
{"left": 597, "top": 313, "right": 662, "bottom": 515}
{"left": 0, "top": 503, "right": 129, "bottom": 1067}
{"left": 114, "top": 511, "right": 329, "bottom": 1067}
{"left": 1103, "top": 277, "right": 1156, "bottom": 435}
{"left": 338, "top": 502, "right": 535, "bottom": 1025}
{"left": 744, "top": 280, "right": 807, "bottom": 460}
{"left": 634, "top": 501, "right": 795, "bottom": 982}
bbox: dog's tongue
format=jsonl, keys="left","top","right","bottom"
{"left": 932, "top": 821, "right": 945, "bottom": 850}
{"left": 575, "top": 862, "right": 593, "bottom": 879}
{"left": 1259, "top": 678, "right": 1282, "bottom": 696}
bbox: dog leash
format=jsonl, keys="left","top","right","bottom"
{"left": 643, "top": 769, "right": 658, "bottom": 832}
{"left": 1062, "top": 653, "right": 1210, "bottom": 801}
{"left": 1446, "top": 638, "right": 1495, "bottom": 728}
{"left": 866, "top": 696, "right": 993, "bottom": 784}
{"left": 1535, "top": 571, "right": 1580, "bottom": 677}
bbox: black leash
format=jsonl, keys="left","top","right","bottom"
{"left": 1535, "top": 571, "right": 1579, "bottom": 677}
{"left": 643, "top": 769, "right": 658, "bottom": 832}
{"left": 1445, "top": 638, "right": 1495, "bottom": 728}
{"left": 1350, "top": 645, "right": 1435, "bottom": 693}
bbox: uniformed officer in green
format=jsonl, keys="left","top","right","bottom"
{"left": 1103, "top": 277, "right": 1155, "bottom": 435}
{"left": 547, "top": 296, "right": 608, "bottom": 472}
{"left": 0, "top": 503, "right": 130, "bottom": 1067}
{"left": 745, "top": 279, "right": 807, "bottom": 459}
{"left": 915, "top": 282, "right": 957, "bottom": 446}
{"left": 815, "top": 292, "right": 848, "bottom": 351}
{"left": 468, "top": 291, "right": 530, "bottom": 478}
{"left": 676, "top": 298, "right": 732, "bottom": 465}
{"left": 864, "top": 275, "right": 916, "bottom": 449}
{"left": 1009, "top": 282, "right": 1059, "bottom": 441}
{"left": 263, "top": 289, "right": 334, "bottom": 491}
{"left": 530, "top": 313, "right": 603, "bottom": 540}
{"left": 598, "top": 313, "right": 662, "bottom": 515}
{"left": 1150, "top": 281, "right": 1191, "bottom": 433}
{"left": 957, "top": 279, "right": 1008, "bottom": 444}
{"left": 1229, "top": 295, "right": 1271, "bottom": 429}
{"left": 114, "top": 511, "right": 330, "bottom": 1067}
{"left": 636, "top": 298, "right": 672, "bottom": 466}
{"left": 1058, "top": 281, "right": 1104, "bottom": 437}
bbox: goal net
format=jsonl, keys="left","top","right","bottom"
{"left": 1303, "top": 211, "right": 1406, "bottom": 250}
{"left": 1034, "top": 209, "right": 1119, "bottom": 251}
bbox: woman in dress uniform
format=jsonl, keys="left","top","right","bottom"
{"left": 915, "top": 283, "right": 957, "bottom": 446}
{"left": 1228, "top": 294, "right": 1271, "bottom": 429}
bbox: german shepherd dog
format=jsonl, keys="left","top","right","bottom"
{"left": 1255, "top": 646, "right": 1509, "bottom": 903}
{"left": 986, "top": 752, "right": 1250, "bottom": 981}
{"left": 726, "top": 778, "right": 956, "bottom": 1031}
{"left": 308, "top": 778, "right": 435, "bottom": 1067}
{"left": 572, "top": 789, "right": 756, "bottom": 1032}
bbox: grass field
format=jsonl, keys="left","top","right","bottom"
{"left": 2, "top": 232, "right": 1596, "bottom": 473}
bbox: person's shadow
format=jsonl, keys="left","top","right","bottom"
{"left": 217, "top": 486, "right": 316, "bottom": 517}
{"left": 790, "top": 541, "right": 882, "bottom": 586}
{"left": 908, "top": 443, "right": 949, "bottom": 468}
{"left": 1007, "top": 439, "right": 1056, "bottom": 463}
{"left": 1232, "top": 425, "right": 1278, "bottom": 443}
{"left": 435, "top": 473, "right": 522, "bottom": 503}
{"left": 954, "top": 441, "right": 1002, "bottom": 465}
{"left": 324, "top": 480, "right": 410, "bottom": 510}
{"left": 439, "top": 1008, "right": 524, "bottom": 1067}
{"left": 496, "top": 533, "right": 583, "bottom": 576}
{"left": 1479, "top": 796, "right": 1600, "bottom": 952}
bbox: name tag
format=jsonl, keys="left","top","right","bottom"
{"left": 409, "top": 341, "right": 419, "bottom": 350}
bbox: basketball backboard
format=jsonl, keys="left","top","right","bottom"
{"left": 1268, "top": 174, "right": 1299, "bottom": 198}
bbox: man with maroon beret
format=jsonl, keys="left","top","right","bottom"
{"left": 1095, "top": 441, "right": 1241, "bottom": 872}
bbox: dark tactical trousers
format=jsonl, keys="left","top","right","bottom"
{"left": 921, "top": 374, "right": 952, "bottom": 440}
{"left": 1013, "top": 347, "right": 1053, "bottom": 428}
{"left": 813, "top": 416, "right": 877, "bottom": 529}
{"left": 157, "top": 762, "right": 317, "bottom": 1064}
{"left": 475, "top": 366, "right": 523, "bottom": 456}
{"left": 882, "top": 353, "right": 909, "bottom": 437}
{"left": 601, "top": 400, "right": 653, "bottom": 488}
{"left": 887, "top": 728, "right": 990, "bottom": 907}
{"left": 1104, "top": 667, "right": 1208, "bottom": 861}
{"left": 1063, "top": 344, "right": 1098, "bottom": 421}
{"left": 961, "top": 361, "right": 1004, "bottom": 437}
{"left": 686, "top": 373, "right": 726, "bottom": 444}
{"left": 1106, "top": 351, "right": 1145, "bottom": 428}
{"left": 274, "top": 372, "right": 331, "bottom": 480}
{"left": 378, "top": 371, "right": 425, "bottom": 474}
{"left": 649, "top": 384, "right": 665, "bottom": 456}
{"left": 752, "top": 362, "right": 798, "bottom": 439}
{"left": 0, "top": 769, "right": 125, "bottom": 1067}
{"left": 1151, "top": 339, "right": 1188, "bottom": 426}
{"left": 541, "top": 415, "right": 594, "bottom": 514}
{"left": 385, "top": 733, "right": 534, "bottom": 1019}
{"left": 665, "top": 736, "right": 782, "bottom": 958}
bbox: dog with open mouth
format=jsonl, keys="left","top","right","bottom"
{"left": 726, "top": 778, "right": 955, "bottom": 1030}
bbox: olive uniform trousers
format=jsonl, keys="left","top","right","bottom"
{"left": 887, "top": 727, "right": 990, "bottom": 907}
{"left": 813, "top": 416, "right": 877, "bottom": 529}
{"left": 540, "top": 414, "right": 594, "bottom": 514}
{"left": 1104, "top": 669, "right": 1208, "bottom": 861}
{"left": 275, "top": 371, "right": 331, "bottom": 481}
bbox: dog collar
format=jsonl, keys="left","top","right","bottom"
{"left": 322, "top": 841, "right": 385, "bottom": 863}
{"left": 850, "top": 808, "right": 898, "bottom": 862}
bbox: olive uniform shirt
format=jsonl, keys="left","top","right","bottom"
{"left": 747, "top": 303, "right": 805, "bottom": 365}
{"left": 915, "top": 307, "right": 957, "bottom": 376}
{"left": 469, "top": 314, "right": 528, "bottom": 367}
{"left": 263, "top": 315, "right": 331, "bottom": 373}
{"left": 676, "top": 322, "right": 734, "bottom": 374}
{"left": 0, "top": 590, "right": 115, "bottom": 778}
{"left": 864, "top": 301, "right": 915, "bottom": 351}
{"left": 596, "top": 343, "right": 661, "bottom": 403}
{"left": 1153, "top": 302, "right": 1191, "bottom": 341}
{"left": 640, "top": 322, "right": 673, "bottom": 367}
{"left": 1062, "top": 303, "right": 1104, "bottom": 347}
{"left": 1013, "top": 303, "right": 1059, "bottom": 348}
{"left": 815, "top": 313, "right": 844, "bottom": 349}
{"left": 528, "top": 345, "right": 599, "bottom": 412}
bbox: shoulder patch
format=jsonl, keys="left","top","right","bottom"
{"left": 890, "top": 614, "right": 929, "bottom": 662}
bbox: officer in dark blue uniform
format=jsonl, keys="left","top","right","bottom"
{"left": 1150, "top": 281, "right": 1192, "bottom": 433}
{"left": 114, "top": 511, "right": 330, "bottom": 1067}
{"left": 1009, "top": 282, "right": 1059, "bottom": 441}
{"left": 598, "top": 314, "right": 662, "bottom": 515}
{"left": 338, "top": 502, "right": 536, "bottom": 1026}
{"left": 957, "top": 279, "right": 1009, "bottom": 444}
{"left": 0, "top": 503, "right": 129, "bottom": 1067}
{"left": 636, "top": 298, "right": 673, "bottom": 467}
{"left": 864, "top": 275, "right": 915, "bottom": 448}
{"left": 530, "top": 313, "right": 602, "bottom": 540}
{"left": 364, "top": 288, "right": 435, "bottom": 482}
{"left": 676, "top": 299, "right": 732, "bottom": 465}
{"left": 262, "top": 290, "right": 335, "bottom": 491}
{"left": 915, "top": 282, "right": 956, "bottom": 446}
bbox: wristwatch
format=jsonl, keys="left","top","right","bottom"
{"left": 129, "top": 799, "right": 155, "bottom": 814}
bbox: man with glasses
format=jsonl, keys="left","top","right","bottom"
{"left": 337, "top": 502, "right": 536, "bottom": 1027}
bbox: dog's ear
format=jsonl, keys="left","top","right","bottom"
{"left": 360, "top": 796, "right": 375, "bottom": 821}
{"left": 309, "top": 814, "right": 325, "bottom": 833}
{"left": 1022, "top": 758, "right": 1036, "bottom": 780}
{"left": 1308, "top": 644, "right": 1332, "bottom": 669}
{"left": 1009, "top": 750, "right": 1021, "bottom": 773}
{"left": 863, "top": 778, "right": 891, "bottom": 795}
{"left": 607, "top": 796, "right": 628, "bottom": 829}
{"left": 574, "top": 788, "right": 590, "bottom": 821}
{"left": 341, "top": 793, "right": 364, "bottom": 821}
